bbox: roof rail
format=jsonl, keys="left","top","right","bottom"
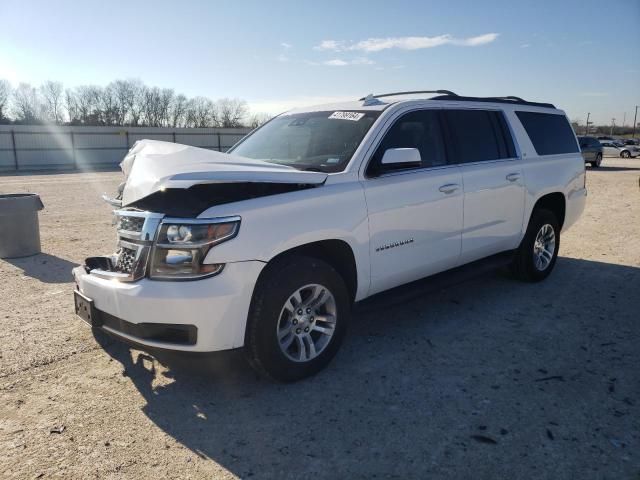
{"left": 359, "top": 90, "right": 458, "bottom": 101}
{"left": 430, "top": 94, "right": 555, "bottom": 109}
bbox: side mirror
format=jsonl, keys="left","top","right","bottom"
{"left": 380, "top": 148, "right": 421, "bottom": 166}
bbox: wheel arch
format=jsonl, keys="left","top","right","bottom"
{"left": 530, "top": 192, "right": 566, "bottom": 229}
{"left": 257, "top": 239, "right": 360, "bottom": 304}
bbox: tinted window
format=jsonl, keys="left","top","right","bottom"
{"left": 368, "top": 110, "right": 446, "bottom": 175}
{"left": 515, "top": 111, "right": 579, "bottom": 156}
{"left": 444, "top": 110, "right": 504, "bottom": 163}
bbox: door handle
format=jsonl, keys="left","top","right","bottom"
{"left": 438, "top": 183, "right": 460, "bottom": 194}
{"left": 506, "top": 173, "right": 521, "bottom": 182}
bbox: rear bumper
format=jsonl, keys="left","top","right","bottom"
{"left": 72, "top": 260, "right": 265, "bottom": 352}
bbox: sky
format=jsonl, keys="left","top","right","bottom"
{"left": 1, "top": 0, "right": 639, "bottom": 125}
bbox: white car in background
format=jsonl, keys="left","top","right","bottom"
{"left": 599, "top": 140, "right": 639, "bottom": 158}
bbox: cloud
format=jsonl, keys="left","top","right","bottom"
{"left": 314, "top": 40, "right": 342, "bottom": 51}
{"left": 520, "top": 43, "right": 531, "bottom": 48}
{"left": 324, "top": 59, "right": 349, "bottom": 66}
{"left": 321, "top": 57, "right": 375, "bottom": 66}
{"left": 280, "top": 42, "right": 292, "bottom": 49}
{"left": 314, "top": 33, "right": 499, "bottom": 52}
{"left": 276, "top": 54, "right": 289, "bottom": 62}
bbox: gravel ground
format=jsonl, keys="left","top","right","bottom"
{"left": 1, "top": 158, "right": 639, "bottom": 479}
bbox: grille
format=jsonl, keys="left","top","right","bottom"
{"left": 115, "top": 247, "right": 137, "bottom": 274}
{"left": 117, "top": 216, "right": 145, "bottom": 233}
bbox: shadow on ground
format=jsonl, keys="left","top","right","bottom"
{"left": 591, "top": 165, "right": 640, "bottom": 172}
{"left": 94, "top": 257, "right": 640, "bottom": 478}
{"left": 3, "top": 252, "right": 78, "bottom": 283}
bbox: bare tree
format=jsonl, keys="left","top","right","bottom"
{"left": 158, "top": 88, "right": 174, "bottom": 126}
{"left": 217, "top": 98, "right": 248, "bottom": 127}
{"left": 186, "top": 97, "right": 216, "bottom": 127}
{"left": 40, "top": 81, "right": 64, "bottom": 124}
{"left": 128, "top": 80, "right": 146, "bottom": 126}
{"left": 99, "top": 84, "right": 119, "bottom": 125}
{"left": 0, "top": 77, "right": 258, "bottom": 127}
{"left": 247, "top": 112, "right": 271, "bottom": 129}
{"left": 11, "top": 83, "right": 43, "bottom": 123}
{"left": 74, "top": 85, "right": 102, "bottom": 124}
{"left": 170, "top": 93, "right": 188, "bottom": 127}
{"left": 0, "top": 79, "right": 11, "bottom": 123}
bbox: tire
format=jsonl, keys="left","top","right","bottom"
{"left": 245, "top": 255, "right": 350, "bottom": 382}
{"left": 621, "top": 151, "right": 631, "bottom": 158}
{"left": 511, "top": 209, "right": 560, "bottom": 282}
{"left": 592, "top": 154, "right": 602, "bottom": 168}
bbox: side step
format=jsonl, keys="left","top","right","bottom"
{"left": 354, "top": 250, "right": 515, "bottom": 313}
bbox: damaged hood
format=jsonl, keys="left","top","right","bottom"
{"left": 120, "top": 140, "right": 328, "bottom": 206}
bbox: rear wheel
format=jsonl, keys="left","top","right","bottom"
{"left": 621, "top": 151, "right": 631, "bottom": 158}
{"left": 245, "top": 255, "right": 350, "bottom": 382}
{"left": 511, "top": 209, "right": 560, "bottom": 282}
{"left": 591, "top": 153, "right": 602, "bottom": 168}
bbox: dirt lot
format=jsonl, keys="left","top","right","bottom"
{"left": 1, "top": 158, "right": 639, "bottom": 479}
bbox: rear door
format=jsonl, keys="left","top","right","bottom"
{"left": 362, "top": 108, "right": 463, "bottom": 295}
{"left": 443, "top": 109, "right": 526, "bottom": 264}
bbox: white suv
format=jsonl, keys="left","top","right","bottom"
{"left": 73, "top": 91, "right": 587, "bottom": 381}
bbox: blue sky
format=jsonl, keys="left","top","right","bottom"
{"left": 1, "top": 0, "right": 639, "bottom": 124}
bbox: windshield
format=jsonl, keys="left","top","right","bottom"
{"left": 229, "top": 110, "right": 380, "bottom": 172}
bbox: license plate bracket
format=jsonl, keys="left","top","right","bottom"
{"left": 74, "top": 291, "right": 102, "bottom": 327}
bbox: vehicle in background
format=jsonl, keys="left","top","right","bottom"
{"left": 623, "top": 139, "right": 639, "bottom": 146}
{"left": 577, "top": 136, "right": 603, "bottom": 167}
{"left": 599, "top": 140, "right": 639, "bottom": 158}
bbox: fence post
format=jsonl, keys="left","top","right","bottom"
{"left": 125, "top": 130, "right": 130, "bottom": 149}
{"left": 217, "top": 132, "right": 222, "bottom": 152}
{"left": 172, "top": 131, "right": 176, "bottom": 143}
{"left": 70, "top": 131, "right": 77, "bottom": 169}
{"left": 10, "top": 130, "right": 18, "bottom": 171}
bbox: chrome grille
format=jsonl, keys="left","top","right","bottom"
{"left": 87, "top": 210, "right": 163, "bottom": 282}
{"left": 115, "top": 247, "right": 137, "bottom": 274}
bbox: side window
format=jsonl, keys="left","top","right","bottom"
{"left": 443, "top": 109, "right": 503, "bottom": 163}
{"left": 367, "top": 110, "right": 446, "bottom": 175}
{"left": 515, "top": 111, "right": 579, "bottom": 156}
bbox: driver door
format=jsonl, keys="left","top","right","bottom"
{"left": 361, "top": 109, "right": 463, "bottom": 296}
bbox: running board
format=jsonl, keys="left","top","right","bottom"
{"left": 355, "top": 250, "right": 516, "bottom": 313}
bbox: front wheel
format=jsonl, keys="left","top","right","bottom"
{"left": 620, "top": 151, "right": 631, "bottom": 158}
{"left": 511, "top": 209, "right": 560, "bottom": 282}
{"left": 591, "top": 153, "right": 602, "bottom": 168}
{"left": 245, "top": 255, "right": 350, "bottom": 382}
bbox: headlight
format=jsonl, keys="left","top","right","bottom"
{"left": 149, "top": 218, "right": 240, "bottom": 280}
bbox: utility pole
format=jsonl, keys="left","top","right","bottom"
{"left": 610, "top": 118, "right": 616, "bottom": 136}
{"left": 584, "top": 112, "right": 593, "bottom": 135}
{"left": 622, "top": 112, "right": 626, "bottom": 127}
{"left": 633, "top": 106, "right": 638, "bottom": 139}
{"left": 585, "top": 112, "right": 590, "bottom": 135}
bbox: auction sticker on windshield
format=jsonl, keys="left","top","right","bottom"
{"left": 329, "top": 111, "right": 365, "bottom": 121}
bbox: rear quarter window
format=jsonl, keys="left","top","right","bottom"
{"left": 515, "top": 111, "right": 579, "bottom": 156}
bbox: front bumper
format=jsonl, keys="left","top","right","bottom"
{"left": 72, "top": 260, "right": 265, "bottom": 352}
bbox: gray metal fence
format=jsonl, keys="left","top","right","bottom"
{"left": 0, "top": 125, "right": 251, "bottom": 172}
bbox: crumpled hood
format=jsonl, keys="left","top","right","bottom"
{"left": 120, "top": 140, "right": 328, "bottom": 206}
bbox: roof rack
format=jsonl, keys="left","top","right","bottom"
{"left": 359, "top": 90, "right": 457, "bottom": 101}
{"left": 358, "top": 90, "right": 555, "bottom": 109}
{"left": 430, "top": 94, "right": 555, "bottom": 109}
